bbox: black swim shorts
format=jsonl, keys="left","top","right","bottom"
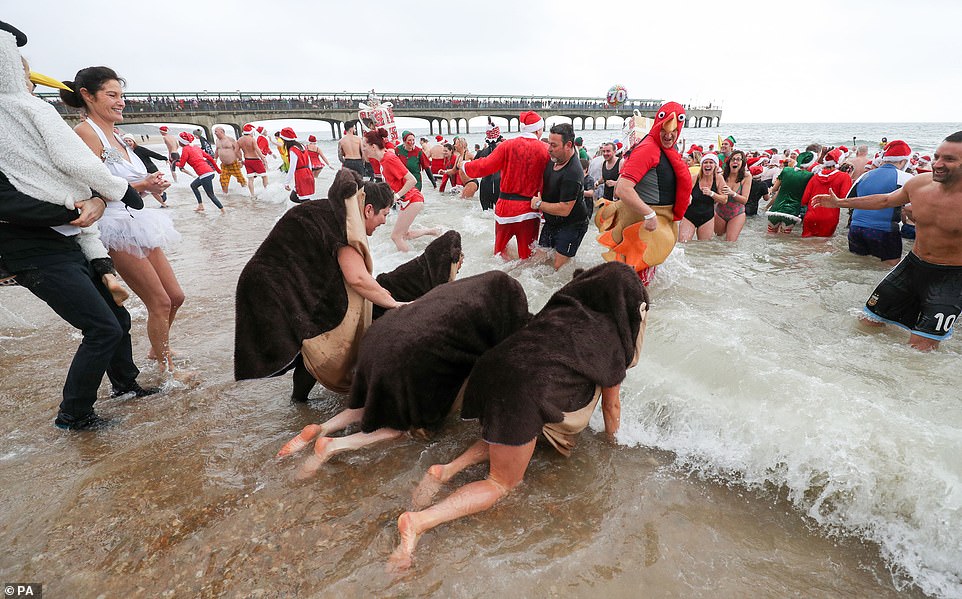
{"left": 343, "top": 158, "right": 364, "bottom": 175}
{"left": 539, "top": 219, "right": 589, "bottom": 258}
{"left": 863, "top": 252, "right": 962, "bottom": 341}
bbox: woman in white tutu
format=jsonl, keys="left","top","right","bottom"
{"left": 62, "top": 66, "right": 186, "bottom": 377}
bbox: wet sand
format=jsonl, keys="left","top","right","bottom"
{"left": 0, "top": 170, "right": 927, "bottom": 598}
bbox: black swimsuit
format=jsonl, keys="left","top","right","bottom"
{"left": 685, "top": 177, "right": 716, "bottom": 227}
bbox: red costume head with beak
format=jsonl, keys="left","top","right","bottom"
{"left": 649, "top": 101, "right": 687, "bottom": 149}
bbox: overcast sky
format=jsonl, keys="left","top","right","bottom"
{"left": 8, "top": 0, "right": 960, "bottom": 123}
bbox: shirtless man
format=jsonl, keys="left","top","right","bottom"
{"left": 160, "top": 125, "right": 180, "bottom": 182}
{"left": 813, "top": 131, "right": 962, "bottom": 350}
{"left": 338, "top": 120, "right": 364, "bottom": 175}
{"left": 237, "top": 123, "right": 268, "bottom": 196}
{"left": 428, "top": 136, "right": 446, "bottom": 179}
{"left": 213, "top": 126, "right": 246, "bottom": 196}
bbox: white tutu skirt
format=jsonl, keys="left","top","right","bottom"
{"left": 99, "top": 205, "right": 181, "bottom": 258}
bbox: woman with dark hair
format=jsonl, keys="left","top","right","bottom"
{"left": 713, "top": 149, "right": 752, "bottom": 241}
{"left": 63, "top": 66, "right": 188, "bottom": 378}
{"left": 280, "top": 127, "right": 314, "bottom": 202}
{"left": 234, "top": 170, "right": 403, "bottom": 401}
{"left": 362, "top": 128, "right": 442, "bottom": 252}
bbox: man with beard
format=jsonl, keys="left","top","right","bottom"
{"left": 813, "top": 131, "right": 962, "bottom": 350}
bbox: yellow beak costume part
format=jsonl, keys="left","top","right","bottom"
{"left": 29, "top": 71, "right": 72, "bottom": 92}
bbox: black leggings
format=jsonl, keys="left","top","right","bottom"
{"left": 190, "top": 174, "right": 224, "bottom": 209}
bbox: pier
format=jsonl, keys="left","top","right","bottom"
{"left": 40, "top": 91, "right": 722, "bottom": 140}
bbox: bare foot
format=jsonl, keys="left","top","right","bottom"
{"left": 104, "top": 278, "right": 129, "bottom": 306}
{"left": 147, "top": 348, "right": 179, "bottom": 361}
{"left": 277, "top": 424, "right": 323, "bottom": 457}
{"left": 429, "top": 227, "right": 443, "bottom": 236}
{"left": 387, "top": 512, "right": 420, "bottom": 572}
{"left": 170, "top": 368, "right": 200, "bottom": 388}
{"left": 220, "top": 208, "right": 227, "bottom": 214}
{"left": 857, "top": 316, "right": 885, "bottom": 328}
{"left": 411, "top": 465, "right": 445, "bottom": 510}
{"left": 194, "top": 205, "right": 205, "bottom": 212}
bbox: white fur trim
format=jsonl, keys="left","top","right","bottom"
{"left": 521, "top": 119, "right": 544, "bottom": 133}
{"left": 495, "top": 211, "right": 541, "bottom": 224}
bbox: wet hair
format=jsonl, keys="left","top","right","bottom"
{"left": 805, "top": 143, "right": 821, "bottom": 153}
{"left": 343, "top": 119, "right": 357, "bottom": 131}
{"left": 362, "top": 128, "right": 388, "bottom": 150}
{"left": 59, "top": 66, "right": 125, "bottom": 109}
{"left": 723, "top": 150, "right": 747, "bottom": 181}
{"left": 362, "top": 181, "right": 394, "bottom": 212}
{"left": 944, "top": 131, "right": 962, "bottom": 143}
{"left": 549, "top": 123, "right": 575, "bottom": 147}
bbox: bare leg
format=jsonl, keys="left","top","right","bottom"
{"left": 725, "top": 213, "right": 747, "bottom": 242}
{"left": 713, "top": 214, "right": 726, "bottom": 238}
{"left": 297, "top": 428, "right": 403, "bottom": 478}
{"left": 278, "top": 408, "right": 365, "bottom": 457}
{"left": 101, "top": 273, "right": 129, "bottom": 306}
{"left": 151, "top": 192, "right": 168, "bottom": 207}
{"left": 678, "top": 218, "right": 696, "bottom": 243}
{"left": 390, "top": 439, "right": 536, "bottom": 570}
{"left": 412, "top": 440, "right": 490, "bottom": 509}
{"left": 459, "top": 181, "right": 479, "bottom": 199}
{"left": 111, "top": 250, "right": 176, "bottom": 373}
{"left": 247, "top": 176, "right": 257, "bottom": 198}
{"left": 696, "top": 220, "right": 714, "bottom": 240}
{"left": 391, "top": 203, "right": 441, "bottom": 251}
{"left": 552, "top": 252, "right": 571, "bottom": 271}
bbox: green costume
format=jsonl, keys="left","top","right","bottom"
{"left": 768, "top": 152, "right": 816, "bottom": 226}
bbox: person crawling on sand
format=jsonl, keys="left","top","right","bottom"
{"left": 389, "top": 262, "right": 650, "bottom": 570}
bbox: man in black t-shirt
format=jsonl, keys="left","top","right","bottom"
{"left": 531, "top": 123, "right": 588, "bottom": 270}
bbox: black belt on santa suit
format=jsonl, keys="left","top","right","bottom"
{"left": 499, "top": 193, "right": 533, "bottom": 202}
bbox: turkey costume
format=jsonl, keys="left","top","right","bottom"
{"left": 595, "top": 101, "right": 692, "bottom": 286}
{"left": 462, "top": 111, "right": 550, "bottom": 259}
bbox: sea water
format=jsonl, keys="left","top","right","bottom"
{"left": 1, "top": 123, "right": 960, "bottom": 597}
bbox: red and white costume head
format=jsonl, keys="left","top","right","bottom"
{"left": 242, "top": 124, "right": 254, "bottom": 135}
{"left": 279, "top": 127, "right": 297, "bottom": 142}
{"left": 178, "top": 131, "right": 194, "bottom": 146}
{"left": 881, "top": 140, "right": 911, "bottom": 165}
{"left": 519, "top": 111, "right": 544, "bottom": 136}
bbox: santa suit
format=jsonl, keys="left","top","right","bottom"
{"left": 255, "top": 133, "right": 273, "bottom": 157}
{"left": 463, "top": 133, "right": 550, "bottom": 258}
{"left": 286, "top": 146, "right": 315, "bottom": 201}
{"left": 800, "top": 167, "right": 853, "bottom": 237}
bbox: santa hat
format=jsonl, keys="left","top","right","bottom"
{"left": 822, "top": 148, "right": 843, "bottom": 167}
{"left": 178, "top": 131, "right": 194, "bottom": 146}
{"left": 796, "top": 151, "right": 816, "bottom": 168}
{"left": 242, "top": 124, "right": 254, "bottom": 135}
{"left": 519, "top": 110, "right": 544, "bottom": 134}
{"left": 256, "top": 126, "right": 265, "bottom": 134}
{"left": 700, "top": 152, "right": 719, "bottom": 166}
{"left": 159, "top": 125, "right": 169, "bottom": 133}
{"left": 921, "top": 154, "right": 931, "bottom": 162}
{"left": 485, "top": 123, "right": 501, "bottom": 141}
{"left": 881, "top": 139, "right": 911, "bottom": 163}
{"left": 435, "top": 135, "right": 443, "bottom": 142}
{"left": 279, "top": 127, "right": 297, "bottom": 141}
{"left": 308, "top": 134, "right": 317, "bottom": 143}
